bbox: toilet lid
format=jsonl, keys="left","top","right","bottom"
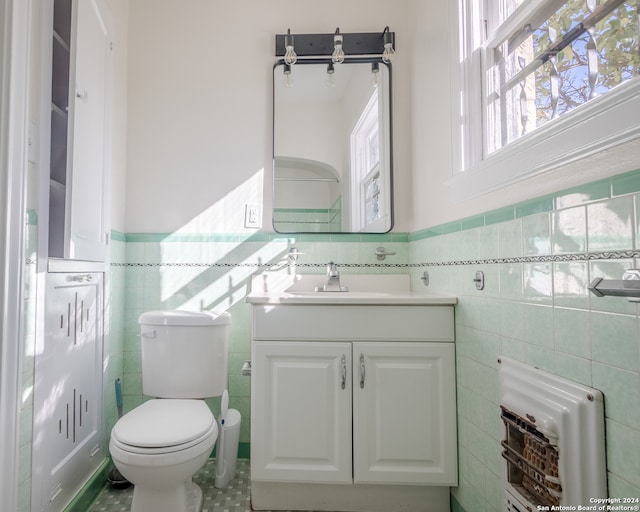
{"left": 112, "top": 399, "right": 215, "bottom": 448}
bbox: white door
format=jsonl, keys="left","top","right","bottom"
{"left": 66, "top": 0, "right": 110, "bottom": 261}
{"left": 353, "top": 342, "right": 457, "bottom": 485}
{"left": 32, "top": 273, "right": 105, "bottom": 511}
{"left": 251, "top": 341, "right": 352, "bottom": 483}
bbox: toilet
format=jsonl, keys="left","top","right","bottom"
{"left": 109, "top": 309, "right": 231, "bottom": 512}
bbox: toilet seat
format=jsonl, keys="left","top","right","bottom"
{"left": 111, "top": 399, "right": 216, "bottom": 455}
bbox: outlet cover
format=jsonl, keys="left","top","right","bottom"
{"left": 244, "top": 203, "right": 262, "bottom": 229}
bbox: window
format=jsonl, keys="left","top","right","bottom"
{"left": 350, "top": 90, "right": 384, "bottom": 230}
{"left": 451, "top": 0, "right": 640, "bottom": 198}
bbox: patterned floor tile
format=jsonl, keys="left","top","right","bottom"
{"left": 89, "top": 459, "right": 314, "bottom": 512}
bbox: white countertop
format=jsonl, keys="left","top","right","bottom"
{"left": 246, "top": 274, "right": 457, "bottom": 306}
{"left": 246, "top": 290, "right": 457, "bottom": 305}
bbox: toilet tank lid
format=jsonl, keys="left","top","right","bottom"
{"left": 139, "top": 310, "right": 231, "bottom": 326}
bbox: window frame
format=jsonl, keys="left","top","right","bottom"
{"left": 449, "top": 0, "right": 640, "bottom": 201}
{"left": 350, "top": 88, "right": 389, "bottom": 232}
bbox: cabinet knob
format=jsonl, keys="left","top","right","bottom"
{"left": 359, "top": 354, "right": 366, "bottom": 389}
{"left": 75, "top": 89, "right": 88, "bottom": 101}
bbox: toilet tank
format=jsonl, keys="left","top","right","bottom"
{"left": 138, "top": 310, "right": 231, "bottom": 398}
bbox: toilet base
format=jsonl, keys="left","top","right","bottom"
{"left": 130, "top": 479, "right": 203, "bottom": 512}
{"left": 190, "top": 483, "right": 203, "bottom": 512}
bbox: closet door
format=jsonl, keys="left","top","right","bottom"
{"left": 66, "top": 0, "right": 111, "bottom": 261}
{"left": 32, "top": 272, "right": 105, "bottom": 512}
{"left": 47, "top": 0, "right": 111, "bottom": 262}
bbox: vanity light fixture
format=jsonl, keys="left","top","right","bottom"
{"left": 283, "top": 28, "right": 297, "bottom": 65}
{"left": 331, "top": 28, "right": 345, "bottom": 64}
{"left": 382, "top": 26, "right": 395, "bottom": 63}
{"left": 325, "top": 62, "right": 336, "bottom": 88}
{"left": 275, "top": 28, "right": 395, "bottom": 61}
{"left": 282, "top": 64, "right": 294, "bottom": 88}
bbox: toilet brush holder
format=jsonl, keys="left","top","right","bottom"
{"left": 108, "top": 378, "right": 132, "bottom": 489}
{"left": 214, "top": 409, "right": 241, "bottom": 488}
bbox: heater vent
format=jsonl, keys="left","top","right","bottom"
{"left": 498, "top": 357, "right": 606, "bottom": 509}
{"left": 501, "top": 405, "right": 561, "bottom": 507}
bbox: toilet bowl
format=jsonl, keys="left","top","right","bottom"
{"left": 109, "top": 309, "right": 231, "bottom": 512}
{"left": 110, "top": 399, "right": 218, "bottom": 512}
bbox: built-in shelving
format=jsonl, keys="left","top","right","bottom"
{"left": 49, "top": 0, "right": 72, "bottom": 258}
{"left": 46, "top": 0, "right": 111, "bottom": 263}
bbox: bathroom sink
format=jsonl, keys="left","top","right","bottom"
{"left": 246, "top": 274, "right": 457, "bottom": 305}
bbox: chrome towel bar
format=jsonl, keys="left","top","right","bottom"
{"left": 588, "top": 269, "right": 640, "bottom": 302}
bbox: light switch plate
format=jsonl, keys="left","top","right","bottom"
{"left": 244, "top": 203, "right": 262, "bottom": 229}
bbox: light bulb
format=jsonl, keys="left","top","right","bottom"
{"left": 284, "top": 30, "right": 297, "bottom": 65}
{"left": 382, "top": 27, "right": 395, "bottom": 63}
{"left": 284, "top": 45, "right": 297, "bottom": 65}
{"left": 332, "top": 33, "right": 345, "bottom": 64}
{"left": 283, "top": 64, "right": 294, "bottom": 88}
{"left": 382, "top": 42, "right": 395, "bottom": 63}
{"left": 325, "top": 63, "right": 336, "bottom": 88}
{"left": 371, "top": 62, "right": 380, "bottom": 87}
{"left": 325, "top": 74, "right": 336, "bottom": 88}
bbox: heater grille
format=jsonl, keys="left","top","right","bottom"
{"left": 500, "top": 406, "right": 561, "bottom": 507}
{"left": 498, "top": 357, "right": 606, "bottom": 510}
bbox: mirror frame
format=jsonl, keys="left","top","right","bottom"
{"left": 272, "top": 57, "right": 394, "bottom": 234}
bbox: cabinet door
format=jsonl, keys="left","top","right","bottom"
{"left": 66, "top": 0, "right": 110, "bottom": 261}
{"left": 251, "top": 341, "right": 352, "bottom": 483}
{"left": 353, "top": 342, "right": 457, "bottom": 485}
{"left": 32, "top": 273, "right": 105, "bottom": 511}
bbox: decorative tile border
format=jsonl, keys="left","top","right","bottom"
{"left": 111, "top": 249, "right": 640, "bottom": 269}
{"left": 411, "top": 250, "right": 640, "bottom": 267}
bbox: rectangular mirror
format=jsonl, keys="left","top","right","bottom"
{"left": 273, "top": 59, "right": 393, "bottom": 233}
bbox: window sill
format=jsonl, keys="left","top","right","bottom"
{"left": 448, "top": 78, "right": 640, "bottom": 202}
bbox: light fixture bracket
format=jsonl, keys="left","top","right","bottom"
{"left": 275, "top": 30, "right": 395, "bottom": 58}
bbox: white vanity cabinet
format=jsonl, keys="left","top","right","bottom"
{"left": 249, "top": 301, "right": 457, "bottom": 512}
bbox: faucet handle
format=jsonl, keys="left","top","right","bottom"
{"left": 316, "top": 261, "right": 348, "bottom": 292}
{"left": 327, "top": 261, "right": 338, "bottom": 274}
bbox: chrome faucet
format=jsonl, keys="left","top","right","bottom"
{"left": 326, "top": 261, "right": 340, "bottom": 287}
{"left": 315, "top": 261, "right": 349, "bottom": 292}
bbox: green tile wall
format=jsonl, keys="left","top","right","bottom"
{"left": 107, "top": 234, "right": 127, "bottom": 435}
{"left": 408, "top": 169, "right": 640, "bottom": 512}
